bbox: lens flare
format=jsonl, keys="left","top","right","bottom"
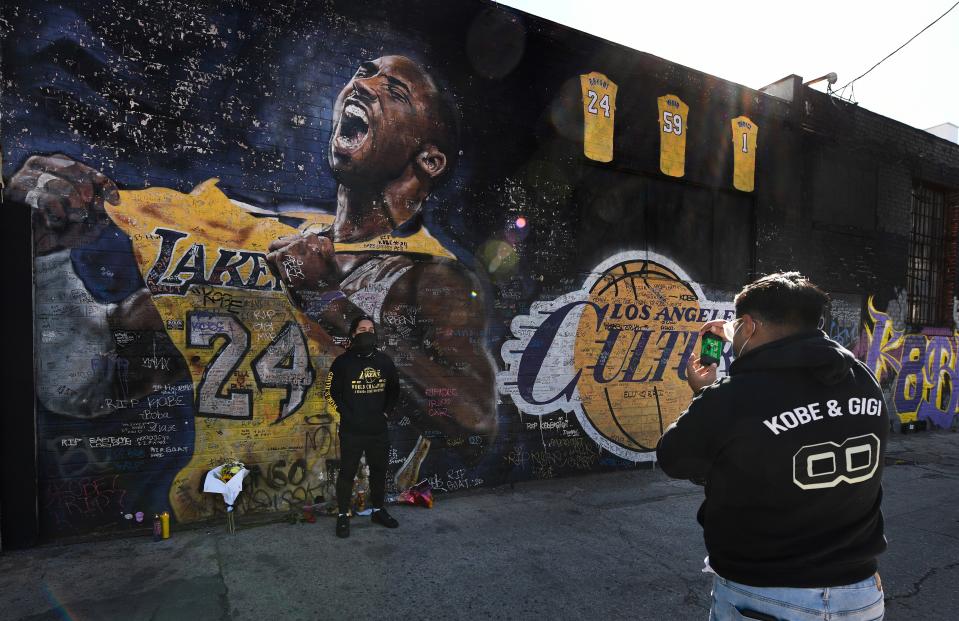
{"left": 478, "top": 239, "right": 519, "bottom": 279}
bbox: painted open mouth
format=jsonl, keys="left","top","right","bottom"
{"left": 334, "top": 102, "right": 370, "bottom": 152}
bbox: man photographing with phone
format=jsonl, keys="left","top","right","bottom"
{"left": 657, "top": 272, "right": 888, "bottom": 621}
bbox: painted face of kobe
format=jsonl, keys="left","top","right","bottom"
{"left": 329, "top": 55, "right": 444, "bottom": 185}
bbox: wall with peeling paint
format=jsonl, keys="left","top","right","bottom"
{"left": 2, "top": 0, "right": 958, "bottom": 543}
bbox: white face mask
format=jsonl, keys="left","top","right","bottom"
{"left": 723, "top": 318, "right": 743, "bottom": 342}
{"left": 724, "top": 318, "right": 755, "bottom": 358}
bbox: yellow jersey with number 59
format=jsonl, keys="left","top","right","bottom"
{"left": 658, "top": 94, "right": 688, "bottom": 178}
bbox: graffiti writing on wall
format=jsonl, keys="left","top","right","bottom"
{"left": 498, "top": 252, "right": 735, "bottom": 461}
{"left": 824, "top": 293, "right": 863, "bottom": 351}
{"left": 6, "top": 0, "right": 815, "bottom": 540}
{"left": 20, "top": 52, "right": 497, "bottom": 537}
{"left": 861, "top": 296, "right": 958, "bottom": 428}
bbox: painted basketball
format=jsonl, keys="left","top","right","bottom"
{"left": 573, "top": 259, "right": 702, "bottom": 453}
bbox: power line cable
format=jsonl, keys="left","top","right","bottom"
{"left": 836, "top": 0, "right": 959, "bottom": 93}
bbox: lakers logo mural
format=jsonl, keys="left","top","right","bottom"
{"left": 498, "top": 252, "right": 735, "bottom": 461}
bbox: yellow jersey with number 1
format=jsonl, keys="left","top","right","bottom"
{"left": 657, "top": 94, "right": 688, "bottom": 178}
{"left": 731, "top": 115, "right": 759, "bottom": 192}
{"left": 580, "top": 72, "right": 617, "bottom": 163}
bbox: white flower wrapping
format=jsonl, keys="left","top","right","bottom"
{"left": 203, "top": 463, "right": 250, "bottom": 508}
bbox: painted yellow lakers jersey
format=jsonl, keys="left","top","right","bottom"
{"left": 580, "top": 72, "right": 617, "bottom": 163}
{"left": 106, "top": 179, "right": 454, "bottom": 520}
{"left": 657, "top": 94, "right": 688, "bottom": 178}
{"left": 731, "top": 115, "right": 759, "bottom": 192}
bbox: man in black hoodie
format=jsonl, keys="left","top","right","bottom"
{"left": 657, "top": 273, "right": 887, "bottom": 621}
{"left": 327, "top": 315, "right": 400, "bottom": 538}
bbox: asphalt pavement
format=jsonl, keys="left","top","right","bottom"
{"left": 1, "top": 429, "right": 957, "bottom": 620}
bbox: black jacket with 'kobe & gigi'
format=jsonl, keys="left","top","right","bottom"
{"left": 656, "top": 331, "right": 888, "bottom": 588}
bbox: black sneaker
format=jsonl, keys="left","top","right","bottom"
{"left": 371, "top": 508, "right": 398, "bottom": 528}
{"left": 336, "top": 514, "right": 350, "bottom": 538}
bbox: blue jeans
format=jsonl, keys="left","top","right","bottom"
{"left": 709, "top": 574, "right": 884, "bottom": 621}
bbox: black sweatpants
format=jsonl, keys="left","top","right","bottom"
{"left": 336, "top": 431, "right": 389, "bottom": 514}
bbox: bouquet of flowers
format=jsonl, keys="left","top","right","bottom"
{"left": 204, "top": 460, "right": 250, "bottom": 533}
{"left": 215, "top": 459, "right": 245, "bottom": 483}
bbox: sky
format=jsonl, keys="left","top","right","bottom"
{"left": 496, "top": 0, "right": 958, "bottom": 132}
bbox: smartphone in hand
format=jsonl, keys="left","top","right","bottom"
{"left": 700, "top": 332, "right": 724, "bottom": 367}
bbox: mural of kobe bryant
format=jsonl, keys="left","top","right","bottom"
{"left": 7, "top": 53, "right": 495, "bottom": 528}
{"left": 265, "top": 55, "right": 497, "bottom": 488}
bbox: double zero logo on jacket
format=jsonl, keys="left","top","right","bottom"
{"left": 497, "top": 252, "right": 734, "bottom": 462}
{"left": 793, "top": 434, "right": 881, "bottom": 490}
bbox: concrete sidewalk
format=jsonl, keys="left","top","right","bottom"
{"left": 1, "top": 430, "right": 957, "bottom": 621}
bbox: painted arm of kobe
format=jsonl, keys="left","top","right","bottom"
{"left": 265, "top": 237, "right": 496, "bottom": 446}
{"left": 6, "top": 155, "right": 189, "bottom": 415}
{"left": 379, "top": 261, "right": 497, "bottom": 444}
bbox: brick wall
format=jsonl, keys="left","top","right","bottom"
{"left": 2, "top": 0, "right": 957, "bottom": 542}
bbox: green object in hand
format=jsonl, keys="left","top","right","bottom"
{"left": 700, "top": 333, "right": 724, "bottom": 366}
